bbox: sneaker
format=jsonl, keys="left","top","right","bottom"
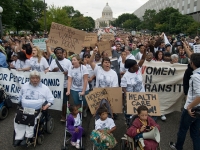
{"left": 71, "top": 141, "right": 76, "bottom": 146}
{"left": 75, "top": 143, "right": 80, "bottom": 149}
{"left": 83, "top": 109, "right": 87, "bottom": 118}
{"left": 161, "top": 115, "right": 166, "bottom": 121}
{"left": 169, "top": 142, "right": 177, "bottom": 149}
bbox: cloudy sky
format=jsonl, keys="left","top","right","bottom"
{"left": 45, "top": 0, "right": 148, "bottom": 20}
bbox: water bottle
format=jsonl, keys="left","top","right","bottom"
{"left": 79, "top": 92, "right": 82, "bottom": 100}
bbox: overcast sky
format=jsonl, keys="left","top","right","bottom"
{"left": 45, "top": 0, "right": 148, "bottom": 20}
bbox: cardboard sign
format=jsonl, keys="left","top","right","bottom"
{"left": 85, "top": 87, "right": 123, "bottom": 114}
{"left": 82, "top": 33, "right": 97, "bottom": 47}
{"left": 102, "top": 33, "right": 114, "bottom": 41}
{"left": 47, "top": 22, "right": 86, "bottom": 54}
{"left": 96, "top": 87, "right": 123, "bottom": 114}
{"left": 126, "top": 92, "right": 161, "bottom": 116}
{"left": 193, "top": 45, "right": 200, "bottom": 53}
{"left": 97, "top": 41, "right": 112, "bottom": 57}
{"left": 119, "top": 34, "right": 128, "bottom": 40}
{"left": 85, "top": 88, "right": 109, "bottom": 114}
{"left": 32, "top": 38, "right": 47, "bottom": 51}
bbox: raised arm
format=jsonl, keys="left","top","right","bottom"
{"left": 90, "top": 47, "right": 98, "bottom": 70}
{"left": 138, "top": 48, "right": 147, "bottom": 67}
{"left": 183, "top": 41, "right": 192, "bottom": 58}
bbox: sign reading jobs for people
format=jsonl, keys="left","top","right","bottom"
{"left": 126, "top": 92, "right": 161, "bottom": 116}
{"left": 47, "top": 22, "right": 86, "bottom": 54}
{"left": 141, "top": 62, "right": 187, "bottom": 115}
{"left": 0, "top": 68, "right": 64, "bottom": 111}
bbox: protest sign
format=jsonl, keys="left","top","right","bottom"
{"left": 47, "top": 22, "right": 86, "bottom": 54}
{"left": 97, "top": 41, "right": 112, "bottom": 57}
{"left": 32, "top": 38, "right": 47, "bottom": 51}
{"left": 85, "top": 88, "right": 109, "bottom": 114}
{"left": 82, "top": 33, "right": 97, "bottom": 47}
{"left": 141, "top": 61, "right": 187, "bottom": 114}
{"left": 85, "top": 87, "right": 122, "bottom": 114}
{"left": 95, "top": 87, "right": 123, "bottom": 113}
{"left": 193, "top": 45, "right": 200, "bottom": 53}
{"left": 0, "top": 68, "right": 64, "bottom": 111}
{"left": 126, "top": 92, "right": 161, "bottom": 116}
{"left": 102, "top": 33, "right": 114, "bottom": 41}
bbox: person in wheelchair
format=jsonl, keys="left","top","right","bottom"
{"left": 13, "top": 70, "right": 54, "bottom": 147}
{"left": 126, "top": 106, "right": 160, "bottom": 150}
{"left": 90, "top": 106, "right": 117, "bottom": 150}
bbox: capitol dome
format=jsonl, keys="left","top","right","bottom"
{"left": 103, "top": 3, "right": 113, "bottom": 13}
{"left": 101, "top": 3, "right": 113, "bottom": 19}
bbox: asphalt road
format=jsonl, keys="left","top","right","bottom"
{"left": 0, "top": 105, "right": 193, "bottom": 150}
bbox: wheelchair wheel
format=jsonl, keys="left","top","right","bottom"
{"left": 46, "top": 117, "right": 54, "bottom": 134}
{"left": 0, "top": 106, "right": 8, "bottom": 119}
{"left": 37, "top": 134, "right": 44, "bottom": 145}
{"left": 120, "top": 139, "right": 131, "bottom": 150}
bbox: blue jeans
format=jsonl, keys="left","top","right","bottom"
{"left": 176, "top": 109, "right": 200, "bottom": 150}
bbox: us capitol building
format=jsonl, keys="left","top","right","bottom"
{"left": 95, "top": 3, "right": 116, "bottom": 29}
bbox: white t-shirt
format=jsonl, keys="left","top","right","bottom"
{"left": 119, "top": 61, "right": 126, "bottom": 73}
{"left": 49, "top": 58, "right": 71, "bottom": 88}
{"left": 74, "top": 113, "right": 81, "bottom": 126}
{"left": 95, "top": 118, "right": 115, "bottom": 130}
{"left": 94, "top": 64, "right": 118, "bottom": 88}
{"left": 135, "top": 52, "right": 143, "bottom": 60}
{"left": 121, "top": 68, "right": 145, "bottom": 92}
{"left": 68, "top": 65, "right": 89, "bottom": 91}
{"left": 19, "top": 82, "right": 54, "bottom": 110}
{"left": 15, "top": 59, "right": 31, "bottom": 69}
{"left": 30, "top": 57, "right": 49, "bottom": 72}
{"left": 11, "top": 61, "right": 16, "bottom": 68}
{"left": 86, "top": 64, "right": 95, "bottom": 78}
{"left": 118, "top": 54, "right": 135, "bottom": 63}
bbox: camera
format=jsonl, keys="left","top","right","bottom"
{"left": 192, "top": 107, "right": 200, "bottom": 118}
{"left": 146, "top": 126, "right": 151, "bottom": 130}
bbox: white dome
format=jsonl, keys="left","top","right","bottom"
{"left": 103, "top": 3, "right": 112, "bottom": 13}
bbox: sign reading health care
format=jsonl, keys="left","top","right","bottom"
{"left": 0, "top": 68, "right": 64, "bottom": 111}
{"left": 141, "top": 62, "right": 187, "bottom": 115}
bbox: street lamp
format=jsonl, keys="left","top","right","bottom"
{"left": 0, "top": 6, "right": 3, "bottom": 39}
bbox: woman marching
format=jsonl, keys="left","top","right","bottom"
{"left": 89, "top": 47, "right": 119, "bottom": 88}
{"left": 66, "top": 55, "right": 89, "bottom": 118}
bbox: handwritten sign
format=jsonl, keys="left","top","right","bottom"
{"left": 102, "top": 33, "right": 114, "bottom": 41}
{"left": 119, "top": 34, "right": 128, "bottom": 40}
{"left": 82, "top": 33, "right": 97, "bottom": 47}
{"left": 85, "top": 87, "right": 123, "bottom": 114}
{"left": 32, "top": 38, "right": 47, "bottom": 51}
{"left": 85, "top": 88, "right": 109, "bottom": 114}
{"left": 97, "top": 41, "right": 112, "bottom": 57}
{"left": 126, "top": 92, "right": 161, "bottom": 116}
{"left": 47, "top": 22, "right": 86, "bottom": 54}
{"left": 95, "top": 87, "right": 123, "bottom": 113}
{"left": 193, "top": 45, "right": 200, "bottom": 53}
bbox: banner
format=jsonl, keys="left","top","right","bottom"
{"left": 0, "top": 68, "right": 64, "bottom": 111}
{"left": 47, "top": 22, "right": 86, "bottom": 54}
{"left": 32, "top": 38, "right": 47, "bottom": 51}
{"left": 141, "top": 62, "right": 187, "bottom": 114}
{"left": 85, "top": 87, "right": 122, "bottom": 114}
{"left": 126, "top": 92, "right": 161, "bottom": 116}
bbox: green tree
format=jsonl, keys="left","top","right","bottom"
{"left": 0, "top": 0, "right": 17, "bottom": 29}
{"left": 141, "top": 9, "right": 156, "bottom": 31}
{"left": 38, "top": 5, "right": 71, "bottom": 31}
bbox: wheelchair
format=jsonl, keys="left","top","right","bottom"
{"left": 0, "top": 86, "right": 12, "bottom": 120}
{"left": 13, "top": 106, "right": 54, "bottom": 147}
{"left": 61, "top": 99, "right": 85, "bottom": 150}
{"left": 120, "top": 115, "right": 161, "bottom": 150}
